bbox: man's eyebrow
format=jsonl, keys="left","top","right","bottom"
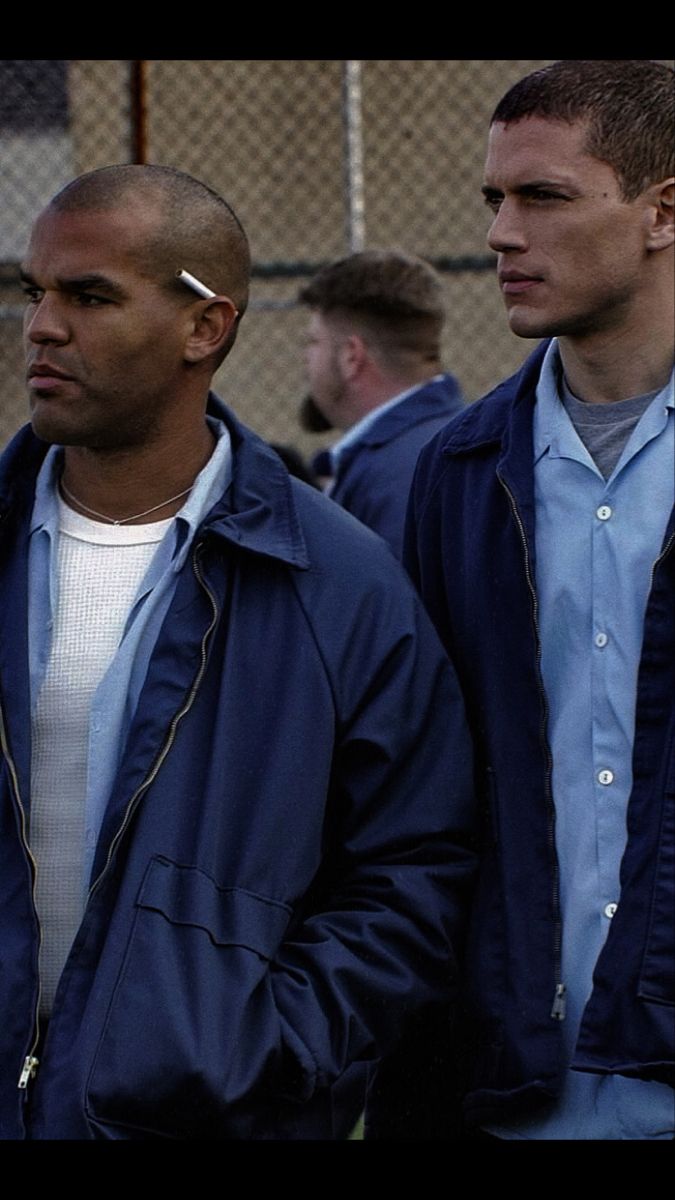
{"left": 19, "top": 270, "right": 127, "bottom": 298}
{"left": 482, "top": 179, "right": 575, "bottom": 198}
{"left": 515, "top": 180, "right": 571, "bottom": 195}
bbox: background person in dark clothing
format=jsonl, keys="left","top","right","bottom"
{"left": 298, "top": 249, "right": 464, "bottom": 557}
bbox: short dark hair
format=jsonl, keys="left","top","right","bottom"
{"left": 298, "top": 249, "right": 445, "bottom": 366}
{"left": 491, "top": 60, "right": 674, "bottom": 201}
{"left": 49, "top": 164, "right": 251, "bottom": 359}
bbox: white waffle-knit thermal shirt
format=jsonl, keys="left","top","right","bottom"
{"left": 30, "top": 498, "right": 171, "bottom": 1015}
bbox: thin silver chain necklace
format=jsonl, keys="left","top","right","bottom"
{"left": 59, "top": 479, "right": 193, "bottom": 526}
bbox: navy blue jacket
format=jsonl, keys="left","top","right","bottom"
{"left": 0, "top": 398, "right": 476, "bottom": 1140}
{"left": 327, "top": 373, "right": 464, "bottom": 557}
{"left": 402, "top": 342, "right": 674, "bottom": 1128}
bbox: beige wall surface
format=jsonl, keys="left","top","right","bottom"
{"left": 1, "top": 60, "right": 553, "bottom": 452}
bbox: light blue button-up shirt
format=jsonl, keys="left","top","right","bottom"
{"left": 28, "top": 417, "right": 232, "bottom": 891}
{"left": 494, "top": 340, "right": 674, "bottom": 1139}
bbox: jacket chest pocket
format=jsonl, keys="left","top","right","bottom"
{"left": 86, "top": 856, "right": 294, "bottom": 1138}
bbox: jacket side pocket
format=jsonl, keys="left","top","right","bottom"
{"left": 86, "top": 856, "right": 294, "bottom": 1138}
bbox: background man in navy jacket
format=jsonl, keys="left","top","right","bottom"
{"left": 298, "top": 249, "right": 464, "bottom": 557}
{"left": 0, "top": 164, "right": 476, "bottom": 1139}
{"left": 376, "top": 59, "right": 674, "bottom": 1140}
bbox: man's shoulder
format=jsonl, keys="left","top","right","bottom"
{"left": 290, "top": 473, "right": 405, "bottom": 579}
{"left": 403, "top": 371, "right": 464, "bottom": 416}
{"left": 415, "top": 341, "right": 548, "bottom": 472}
{"left": 362, "top": 373, "right": 465, "bottom": 449}
{"left": 282, "top": 474, "right": 436, "bottom": 684}
{"left": 214, "top": 398, "right": 409, "bottom": 585}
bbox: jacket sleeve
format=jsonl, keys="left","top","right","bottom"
{"left": 266, "top": 571, "right": 477, "bottom": 1102}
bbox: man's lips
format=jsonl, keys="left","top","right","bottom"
{"left": 499, "top": 271, "right": 543, "bottom": 295}
{"left": 27, "top": 364, "right": 76, "bottom": 390}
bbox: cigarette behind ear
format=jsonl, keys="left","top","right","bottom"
{"left": 176, "top": 268, "right": 216, "bottom": 300}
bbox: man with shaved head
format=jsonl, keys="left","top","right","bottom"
{"left": 0, "top": 165, "right": 476, "bottom": 1139}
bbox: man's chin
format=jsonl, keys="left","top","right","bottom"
{"left": 299, "top": 394, "right": 333, "bottom": 433}
{"left": 30, "top": 412, "right": 101, "bottom": 449}
{"left": 29, "top": 408, "right": 70, "bottom": 445}
{"left": 505, "top": 307, "right": 555, "bottom": 341}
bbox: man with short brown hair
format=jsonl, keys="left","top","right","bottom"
{"left": 299, "top": 249, "right": 464, "bottom": 556}
{"left": 377, "top": 58, "right": 674, "bottom": 1141}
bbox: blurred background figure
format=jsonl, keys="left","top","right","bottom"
{"left": 298, "top": 250, "right": 465, "bottom": 556}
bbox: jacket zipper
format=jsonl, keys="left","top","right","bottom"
{"left": 0, "top": 508, "right": 45, "bottom": 1088}
{"left": 8, "top": 541, "right": 219, "bottom": 1097}
{"left": 88, "top": 542, "right": 220, "bottom": 902}
{"left": 497, "top": 473, "right": 565, "bottom": 1021}
{"left": 0, "top": 703, "right": 45, "bottom": 1087}
{"left": 649, "top": 528, "right": 674, "bottom": 589}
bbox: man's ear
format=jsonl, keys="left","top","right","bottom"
{"left": 338, "top": 332, "right": 368, "bottom": 380}
{"left": 184, "top": 295, "right": 239, "bottom": 363}
{"left": 644, "top": 177, "right": 674, "bottom": 251}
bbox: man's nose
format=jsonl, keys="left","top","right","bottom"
{"left": 487, "top": 201, "right": 528, "bottom": 254}
{"left": 24, "top": 294, "right": 69, "bottom": 345}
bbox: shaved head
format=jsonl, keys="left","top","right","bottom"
{"left": 48, "top": 164, "right": 251, "bottom": 320}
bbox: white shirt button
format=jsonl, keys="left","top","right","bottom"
{"left": 596, "top": 505, "right": 612, "bottom": 521}
{"left": 604, "top": 902, "right": 618, "bottom": 919}
{"left": 594, "top": 632, "right": 608, "bottom": 648}
{"left": 598, "top": 769, "right": 614, "bottom": 785}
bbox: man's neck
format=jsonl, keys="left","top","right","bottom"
{"left": 558, "top": 309, "right": 674, "bottom": 404}
{"left": 61, "top": 420, "right": 216, "bottom": 525}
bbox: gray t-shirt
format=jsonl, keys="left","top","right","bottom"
{"left": 561, "top": 377, "right": 657, "bottom": 480}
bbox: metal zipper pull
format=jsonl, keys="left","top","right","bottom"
{"left": 550, "top": 983, "right": 567, "bottom": 1021}
{"left": 18, "top": 1055, "right": 39, "bottom": 1090}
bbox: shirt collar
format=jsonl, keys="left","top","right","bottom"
{"left": 170, "top": 416, "right": 232, "bottom": 568}
{"left": 533, "top": 339, "right": 674, "bottom": 467}
{"left": 30, "top": 445, "right": 62, "bottom": 538}
{"left": 533, "top": 339, "right": 576, "bottom": 466}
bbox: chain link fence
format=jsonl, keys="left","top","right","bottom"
{"left": 1, "top": 60, "right": 556, "bottom": 455}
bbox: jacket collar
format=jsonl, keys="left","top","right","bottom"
{"left": 203, "top": 394, "right": 310, "bottom": 569}
{"left": 439, "top": 341, "right": 550, "bottom": 457}
{"left": 0, "top": 394, "right": 310, "bottom": 571}
{"left": 345, "top": 374, "right": 463, "bottom": 451}
{"left": 437, "top": 341, "right": 551, "bottom": 566}
{"left": 0, "top": 424, "right": 51, "bottom": 529}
